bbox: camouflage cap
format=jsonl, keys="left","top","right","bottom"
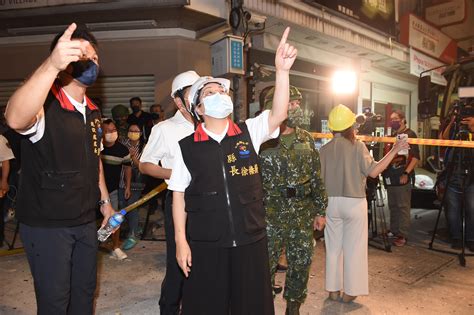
{"left": 111, "top": 104, "right": 129, "bottom": 120}
{"left": 263, "top": 85, "right": 302, "bottom": 110}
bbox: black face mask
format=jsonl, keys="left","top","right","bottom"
{"left": 151, "top": 113, "right": 160, "bottom": 120}
{"left": 131, "top": 106, "right": 141, "bottom": 113}
{"left": 71, "top": 60, "right": 99, "bottom": 86}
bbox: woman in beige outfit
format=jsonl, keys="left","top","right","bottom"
{"left": 319, "top": 105, "right": 408, "bottom": 303}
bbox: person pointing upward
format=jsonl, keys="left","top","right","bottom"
{"left": 168, "top": 27, "right": 297, "bottom": 315}
{"left": 6, "top": 23, "right": 115, "bottom": 314}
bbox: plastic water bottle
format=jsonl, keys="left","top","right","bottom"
{"left": 97, "top": 209, "right": 127, "bottom": 242}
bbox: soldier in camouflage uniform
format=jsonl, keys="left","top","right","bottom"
{"left": 260, "top": 86, "right": 327, "bottom": 315}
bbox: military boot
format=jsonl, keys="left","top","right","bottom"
{"left": 285, "top": 301, "right": 301, "bottom": 315}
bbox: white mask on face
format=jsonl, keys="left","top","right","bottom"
{"left": 202, "top": 93, "right": 233, "bottom": 119}
{"left": 104, "top": 131, "right": 118, "bottom": 143}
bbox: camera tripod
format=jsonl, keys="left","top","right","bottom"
{"left": 429, "top": 141, "right": 473, "bottom": 266}
{"left": 367, "top": 177, "right": 392, "bottom": 252}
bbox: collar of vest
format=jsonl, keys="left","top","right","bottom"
{"left": 51, "top": 82, "right": 99, "bottom": 112}
{"left": 194, "top": 119, "right": 242, "bottom": 142}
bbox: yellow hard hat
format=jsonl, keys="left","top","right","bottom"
{"left": 328, "top": 104, "right": 356, "bottom": 131}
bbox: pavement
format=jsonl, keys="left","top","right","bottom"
{"left": 1, "top": 202, "right": 474, "bottom": 314}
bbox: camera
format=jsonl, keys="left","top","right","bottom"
{"left": 245, "top": 12, "right": 267, "bottom": 26}
{"left": 355, "top": 107, "right": 384, "bottom": 136}
{"left": 450, "top": 99, "right": 474, "bottom": 140}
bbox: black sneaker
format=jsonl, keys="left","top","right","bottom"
{"left": 273, "top": 285, "right": 283, "bottom": 294}
{"left": 451, "top": 239, "right": 462, "bottom": 250}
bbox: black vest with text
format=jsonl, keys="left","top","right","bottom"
{"left": 179, "top": 121, "right": 266, "bottom": 248}
{"left": 16, "top": 84, "right": 102, "bottom": 227}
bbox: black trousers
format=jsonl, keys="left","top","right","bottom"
{"left": 20, "top": 221, "right": 97, "bottom": 315}
{"left": 182, "top": 236, "right": 274, "bottom": 315}
{"left": 0, "top": 196, "right": 4, "bottom": 245}
{"left": 159, "top": 190, "right": 185, "bottom": 314}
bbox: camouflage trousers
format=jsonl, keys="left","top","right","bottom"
{"left": 267, "top": 218, "right": 314, "bottom": 303}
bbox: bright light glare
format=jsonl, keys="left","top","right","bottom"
{"left": 332, "top": 70, "right": 357, "bottom": 94}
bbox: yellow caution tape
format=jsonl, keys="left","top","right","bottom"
{"left": 0, "top": 248, "right": 24, "bottom": 257}
{"left": 123, "top": 182, "right": 168, "bottom": 213}
{"left": 0, "top": 183, "right": 168, "bottom": 254}
{"left": 311, "top": 133, "right": 474, "bottom": 148}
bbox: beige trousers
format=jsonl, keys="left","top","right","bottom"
{"left": 324, "top": 196, "right": 368, "bottom": 296}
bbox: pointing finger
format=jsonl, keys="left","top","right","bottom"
{"left": 278, "top": 26, "right": 290, "bottom": 48}
{"left": 79, "top": 41, "right": 91, "bottom": 58}
{"left": 59, "top": 23, "right": 77, "bottom": 42}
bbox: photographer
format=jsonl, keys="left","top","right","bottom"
{"left": 382, "top": 110, "right": 420, "bottom": 247}
{"left": 439, "top": 105, "right": 474, "bottom": 251}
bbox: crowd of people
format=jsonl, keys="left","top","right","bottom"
{"left": 1, "top": 21, "right": 473, "bottom": 315}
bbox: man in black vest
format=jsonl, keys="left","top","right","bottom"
{"left": 5, "top": 23, "right": 115, "bottom": 315}
{"left": 168, "top": 27, "right": 297, "bottom": 315}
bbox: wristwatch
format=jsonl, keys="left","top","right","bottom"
{"left": 403, "top": 171, "right": 409, "bottom": 175}
{"left": 98, "top": 198, "right": 111, "bottom": 207}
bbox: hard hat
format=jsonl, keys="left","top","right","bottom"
{"left": 170, "top": 71, "right": 200, "bottom": 98}
{"left": 264, "top": 85, "right": 302, "bottom": 110}
{"left": 328, "top": 104, "right": 356, "bottom": 131}
{"left": 187, "top": 76, "right": 231, "bottom": 107}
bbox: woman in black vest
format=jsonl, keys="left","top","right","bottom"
{"left": 167, "top": 27, "right": 297, "bottom": 315}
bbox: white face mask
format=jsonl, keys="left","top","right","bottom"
{"left": 104, "top": 131, "right": 118, "bottom": 143}
{"left": 202, "top": 93, "right": 233, "bottom": 119}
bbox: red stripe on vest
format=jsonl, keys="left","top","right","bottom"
{"left": 193, "top": 119, "right": 242, "bottom": 142}
{"left": 51, "top": 82, "right": 99, "bottom": 112}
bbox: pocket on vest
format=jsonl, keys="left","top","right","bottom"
{"left": 39, "top": 171, "right": 85, "bottom": 220}
{"left": 239, "top": 188, "right": 266, "bottom": 234}
{"left": 185, "top": 194, "right": 222, "bottom": 242}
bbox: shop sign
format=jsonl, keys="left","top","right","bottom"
{"left": 0, "top": 0, "right": 98, "bottom": 10}
{"left": 211, "top": 35, "right": 245, "bottom": 77}
{"left": 425, "top": 0, "right": 467, "bottom": 27}
{"left": 400, "top": 13, "right": 457, "bottom": 64}
{"left": 305, "top": 0, "right": 396, "bottom": 35}
{"left": 409, "top": 48, "right": 447, "bottom": 86}
{"left": 0, "top": 0, "right": 186, "bottom": 10}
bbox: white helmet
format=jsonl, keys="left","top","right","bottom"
{"left": 187, "top": 76, "right": 231, "bottom": 107}
{"left": 170, "top": 71, "right": 200, "bottom": 98}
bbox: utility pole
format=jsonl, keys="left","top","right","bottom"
{"left": 230, "top": 0, "right": 248, "bottom": 121}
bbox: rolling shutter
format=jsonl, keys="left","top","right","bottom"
{"left": 87, "top": 75, "right": 155, "bottom": 118}
{"left": 0, "top": 80, "right": 22, "bottom": 111}
{"left": 0, "top": 75, "right": 155, "bottom": 119}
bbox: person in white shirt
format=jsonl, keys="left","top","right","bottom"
{"left": 168, "top": 27, "right": 297, "bottom": 315}
{"left": 139, "top": 70, "right": 200, "bottom": 315}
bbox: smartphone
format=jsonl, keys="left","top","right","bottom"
{"left": 396, "top": 133, "right": 408, "bottom": 155}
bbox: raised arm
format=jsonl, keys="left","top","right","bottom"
{"left": 368, "top": 139, "right": 410, "bottom": 178}
{"left": 5, "top": 23, "right": 88, "bottom": 130}
{"left": 268, "top": 27, "right": 298, "bottom": 133}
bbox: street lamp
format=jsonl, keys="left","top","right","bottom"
{"left": 332, "top": 70, "right": 357, "bottom": 94}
